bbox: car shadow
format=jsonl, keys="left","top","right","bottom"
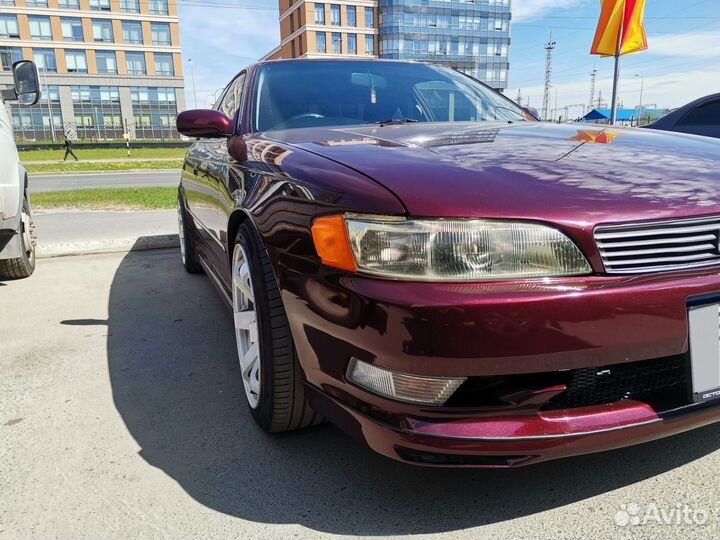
{"left": 100, "top": 246, "right": 720, "bottom": 536}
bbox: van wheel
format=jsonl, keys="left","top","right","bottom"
{"left": 0, "top": 196, "right": 36, "bottom": 280}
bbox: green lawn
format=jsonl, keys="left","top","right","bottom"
{"left": 32, "top": 187, "right": 177, "bottom": 210}
{"left": 20, "top": 147, "right": 187, "bottom": 162}
{"left": 25, "top": 160, "right": 184, "bottom": 174}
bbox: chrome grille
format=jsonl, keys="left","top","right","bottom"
{"left": 595, "top": 216, "right": 720, "bottom": 274}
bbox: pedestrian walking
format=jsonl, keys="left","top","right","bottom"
{"left": 63, "top": 136, "right": 79, "bottom": 161}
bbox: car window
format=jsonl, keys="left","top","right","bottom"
{"left": 253, "top": 61, "right": 524, "bottom": 132}
{"left": 219, "top": 73, "right": 246, "bottom": 120}
{"left": 677, "top": 99, "right": 720, "bottom": 127}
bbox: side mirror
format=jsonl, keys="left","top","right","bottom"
{"left": 176, "top": 109, "right": 234, "bottom": 138}
{"left": 522, "top": 106, "right": 541, "bottom": 122}
{"left": 13, "top": 60, "right": 41, "bottom": 106}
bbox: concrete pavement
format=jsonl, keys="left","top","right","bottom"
{"left": 1, "top": 248, "right": 719, "bottom": 539}
{"left": 29, "top": 170, "right": 181, "bottom": 193}
{"left": 34, "top": 209, "right": 178, "bottom": 258}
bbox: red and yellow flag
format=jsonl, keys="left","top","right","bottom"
{"left": 591, "top": 0, "right": 648, "bottom": 57}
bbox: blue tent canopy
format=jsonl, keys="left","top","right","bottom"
{"left": 581, "top": 108, "right": 667, "bottom": 122}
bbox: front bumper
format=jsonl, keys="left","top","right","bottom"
{"left": 305, "top": 385, "right": 720, "bottom": 467}
{"left": 276, "top": 254, "right": 720, "bottom": 466}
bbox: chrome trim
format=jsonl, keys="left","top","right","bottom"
{"left": 595, "top": 215, "right": 720, "bottom": 275}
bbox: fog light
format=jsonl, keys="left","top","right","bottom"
{"left": 346, "top": 358, "right": 465, "bottom": 405}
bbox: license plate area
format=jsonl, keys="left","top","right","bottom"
{"left": 688, "top": 303, "right": 720, "bottom": 402}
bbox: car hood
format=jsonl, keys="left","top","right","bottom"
{"left": 266, "top": 122, "right": 720, "bottom": 228}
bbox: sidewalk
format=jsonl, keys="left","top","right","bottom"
{"left": 23, "top": 157, "right": 181, "bottom": 165}
{"left": 34, "top": 209, "right": 179, "bottom": 258}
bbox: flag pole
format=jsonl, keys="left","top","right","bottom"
{"left": 609, "top": 7, "right": 625, "bottom": 125}
{"left": 609, "top": 53, "right": 621, "bottom": 125}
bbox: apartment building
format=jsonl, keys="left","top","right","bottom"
{"left": 264, "top": 0, "right": 378, "bottom": 61}
{"left": 0, "top": 0, "right": 185, "bottom": 141}
{"left": 264, "top": 0, "right": 511, "bottom": 92}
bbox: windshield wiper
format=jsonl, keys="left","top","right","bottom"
{"left": 369, "top": 118, "right": 419, "bottom": 126}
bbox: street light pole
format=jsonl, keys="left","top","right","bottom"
{"left": 41, "top": 66, "right": 55, "bottom": 142}
{"left": 188, "top": 58, "right": 198, "bottom": 109}
{"left": 635, "top": 74, "right": 644, "bottom": 126}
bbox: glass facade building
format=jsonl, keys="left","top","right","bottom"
{"left": 378, "top": 0, "right": 511, "bottom": 90}
{"left": 268, "top": 1, "right": 511, "bottom": 92}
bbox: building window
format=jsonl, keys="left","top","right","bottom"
{"left": 65, "top": 50, "right": 88, "bottom": 73}
{"left": 154, "top": 53, "right": 174, "bottom": 76}
{"left": 347, "top": 33, "right": 357, "bottom": 54}
{"left": 58, "top": 0, "right": 80, "bottom": 8}
{"left": 33, "top": 48, "right": 56, "bottom": 72}
{"left": 365, "top": 35, "right": 374, "bottom": 55}
{"left": 331, "top": 32, "right": 341, "bottom": 54}
{"left": 131, "top": 87, "right": 178, "bottom": 139}
{"left": 289, "top": 12, "right": 294, "bottom": 33}
{"left": 92, "top": 20, "right": 114, "bottom": 43}
{"left": 25, "top": 0, "right": 48, "bottom": 6}
{"left": 120, "top": 0, "right": 140, "bottom": 13}
{"left": 29, "top": 16, "right": 53, "bottom": 41}
{"left": 95, "top": 50, "right": 117, "bottom": 74}
{"left": 9, "top": 84, "right": 62, "bottom": 141}
{"left": 316, "top": 32, "right": 326, "bottom": 53}
{"left": 330, "top": 5, "right": 341, "bottom": 26}
{"left": 122, "top": 21, "right": 143, "bottom": 44}
{"left": 314, "top": 3, "right": 325, "bottom": 25}
{"left": 347, "top": 5, "right": 356, "bottom": 27}
{"left": 0, "top": 15, "right": 19, "bottom": 39}
{"left": 151, "top": 23, "right": 171, "bottom": 45}
{"left": 61, "top": 18, "right": 84, "bottom": 41}
{"left": 0, "top": 47, "right": 22, "bottom": 71}
{"left": 126, "top": 52, "right": 146, "bottom": 75}
{"left": 365, "top": 7, "right": 374, "bottom": 28}
{"left": 89, "top": 0, "right": 111, "bottom": 10}
{"left": 0, "top": 0, "right": 15, "bottom": 5}
{"left": 149, "top": 0, "right": 169, "bottom": 15}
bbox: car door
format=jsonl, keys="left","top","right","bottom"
{"left": 200, "top": 72, "right": 247, "bottom": 279}
{"left": 673, "top": 99, "right": 720, "bottom": 139}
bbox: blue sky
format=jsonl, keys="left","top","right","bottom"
{"left": 178, "top": 0, "right": 720, "bottom": 115}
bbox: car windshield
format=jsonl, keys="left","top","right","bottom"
{"left": 253, "top": 60, "right": 526, "bottom": 132}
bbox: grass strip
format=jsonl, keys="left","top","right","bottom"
{"left": 25, "top": 160, "right": 184, "bottom": 174}
{"left": 32, "top": 187, "right": 178, "bottom": 210}
{"left": 20, "top": 147, "right": 187, "bottom": 162}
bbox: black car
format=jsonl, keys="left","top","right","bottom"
{"left": 643, "top": 93, "right": 720, "bottom": 139}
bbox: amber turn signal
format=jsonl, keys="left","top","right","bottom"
{"left": 311, "top": 215, "right": 357, "bottom": 272}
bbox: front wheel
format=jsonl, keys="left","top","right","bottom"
{"left": 232, "top": 221, "right": 320, "bottom": 432}
{"left": 0, "top": 196, "right": 36, "bottom": 280}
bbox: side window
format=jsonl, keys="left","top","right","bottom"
{"left": 677, "top": 100, "right": 720, "bottom": 127}
{"left": 219, "top": 73, "right": 246, "bottom": 121}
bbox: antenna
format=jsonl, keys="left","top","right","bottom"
{"left": 542, "top": 36, "right": 556, "bottom": 121}
{"left": 588, "top": 66, "right": 597, "bottom": 112}
{"left": 516, "top": 88, "right": 522, "bottom": 105}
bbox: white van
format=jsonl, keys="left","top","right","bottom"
{"left": 0, "top": 61, "right": 41, "bottom": 280}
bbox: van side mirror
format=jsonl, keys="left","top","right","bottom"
{"left": 522, "top": 106, "right": 541, "bottom": 122}
{"left": 176, "top": 109, "right": 234, "bottom": 138}
{"left": 13, "top": 60, "right": 41, "bottom": 106}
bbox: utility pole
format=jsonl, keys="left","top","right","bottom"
{"left": 516, "top": 88, "right": 522, "bottom": 106}
{"left": 542, "top": 36, "right": 556, "bottom": 121}
{"left": 188, "top": 58, "right": 198, "bottom": 109}
{"left": 635, "top": 74, "right": 644, "bottom": 126}
{"left": 588, "top": 66, "right": 597, "bottom": 112}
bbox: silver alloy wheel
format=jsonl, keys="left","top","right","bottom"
{"left": 232, "top": 243, "right": 261, "bottom": 408}
{"left": 177, "top": 202, "right": 186, "bottom": 265}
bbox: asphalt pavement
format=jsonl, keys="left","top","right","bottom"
{"left": 28, "top": 170, "right": 181, "bottom": 193}
{"left": 1, "top": 249, "right": 719, "bottom": 539}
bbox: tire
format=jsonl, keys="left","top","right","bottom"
{"left": 232, "top": 221, "right": 321, "bottom": 432}
{"left": 0, "top": 196, "right": 36, "bottom": 280}
{"left": 177, "top": 195, "right": 202, "bottom": 274}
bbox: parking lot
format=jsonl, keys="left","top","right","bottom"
{"left": 2, "top": 248, "right": 719, "bottom": 540}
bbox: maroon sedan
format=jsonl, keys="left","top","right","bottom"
{"left": 176, "top": 59, "right": 720, "bottom": 467}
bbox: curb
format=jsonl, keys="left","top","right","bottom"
{"left": 30, "top": 169, "right": 180, "bottom": 177}
{"left": 37, "top": 234, "right": 179, "bottom": 259}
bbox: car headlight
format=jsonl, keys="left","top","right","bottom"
{"left": 311, "top": 215, "right": 592, "bottom": 281}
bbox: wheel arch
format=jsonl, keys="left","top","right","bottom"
{"left": 227, "top": 209, "right": 253, "bottom": 266}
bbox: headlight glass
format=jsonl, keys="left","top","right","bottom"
{"left": 346, "top": 217, "right": 591, "bottom": 281}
